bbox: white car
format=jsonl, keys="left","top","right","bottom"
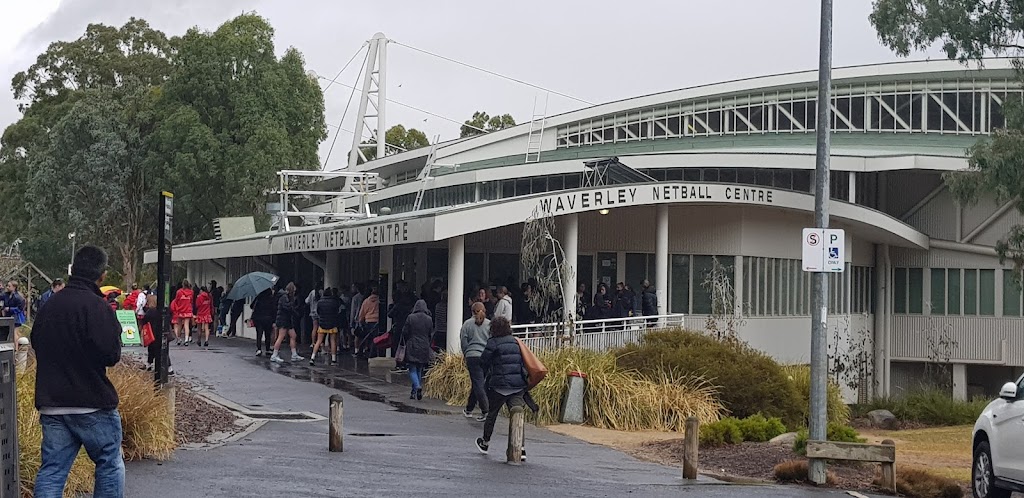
{"left": 973, "top": 375, "right": 1024, "bottom": 498}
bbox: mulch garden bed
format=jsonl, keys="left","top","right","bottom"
{"left": 118, "top": 357, "right": 241, "bottom": 446}
{"left": 173, "top": 378, "right": 240, "bottom": 445}
{"left": 635, "top": 439, "right": 881, "bottom": 492}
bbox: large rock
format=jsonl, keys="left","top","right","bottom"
{"left": 769, "top": 432, "right": 799, "bottom": 446}
{"left": 867, "top": 409, "right": 898, "bottom": 430}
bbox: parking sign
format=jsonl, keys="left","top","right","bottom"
{"left": 802, "top": 228, "right": 845, "bottom": 272}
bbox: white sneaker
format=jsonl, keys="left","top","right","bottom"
{"left": 271, "top": 354, "right": 283, "bottom": 363}
{"left": 255, "top": 350, "right": 263, "bottom": 357}
{"left": 463, "top": 410, "right": 474, "bottom": 418}
{"left": 291, "top": 353, "right": 305, "bottom": 361}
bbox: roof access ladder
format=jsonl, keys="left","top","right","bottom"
{"left": 412, "top": 138, "right": 440, "bottom": 211}
{"left": 524, "top": 94, "right": 549, "bottom": 163}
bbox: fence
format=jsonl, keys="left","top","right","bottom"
{"left": 511, "top": 314, "right": 686, "bottom": 352}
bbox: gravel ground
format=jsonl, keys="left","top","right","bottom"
{"left": 638, "top": 439, "right": 879, "bottom": 491}
{"left": 173, "top": 380, "right": 240, "bottom": 445}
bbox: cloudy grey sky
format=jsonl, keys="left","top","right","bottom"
{"left": 0, "top": 0, "right": 941, "bottom": 167}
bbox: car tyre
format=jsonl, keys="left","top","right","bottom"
{"left": 973, "top": 441, "right": 1011, "bottom": 498}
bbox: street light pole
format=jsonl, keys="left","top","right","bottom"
{"left": 808, "top": 0, "right": 834, "bottom": 486}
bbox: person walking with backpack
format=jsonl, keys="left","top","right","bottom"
{"left": 31, "top": 245, "right": 125, "bottom": 497}
{"left": 475, "top": 316, "right": 528, "bottom": 462}
{"left": 401, "top": 299, "right": 433, "bottom": 400}
{"left": 461, "top": 302, "right": 491, "bottom": 422}
{"left": 311, "top": 288, "right": 341, "bottom": 366}
{"left": 271, "top": 283, "right": 304, "bottom": 363}
{"left": 2, "top": 280, "right": 27, "bottom": 344}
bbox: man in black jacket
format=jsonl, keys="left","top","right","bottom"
{"left": 32, "top": 245, "right": 124, "bottom": 497}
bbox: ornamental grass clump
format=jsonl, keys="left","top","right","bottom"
{"left": 424, "top": 348, "right": 724, "bottom": 431}
{"left": 18, "top": 359, "right": 176, "bottom": 497}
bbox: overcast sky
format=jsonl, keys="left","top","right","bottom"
{"left": 0, "top": 0, "right": 942, "bottom": 168}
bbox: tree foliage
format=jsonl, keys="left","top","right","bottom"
{"left": 871, "top": 0, "right": 1024, "bottom": 275}
{"left": 0, "top": 14, "right": 326, "bottom": 284}
{"left": 150, "top": 14, "right": 327, "bottom": 243}
{"left": 460, "top": 111, "right": 516, "bottom": 138}
{"left": 359, "top": 124, "right": 430, "bottom": 162}
{"left": 869, "top": 0, "right": 1024, "bottom": 60}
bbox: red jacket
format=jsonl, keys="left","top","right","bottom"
{"left": 122, "top": 289, "right": 141, "bottom": 311}
{"left": 171, "top": 288, "right": 194, "bottom": 316}
{"left": 196, "top": 291, "right": 213, "bottom": 320}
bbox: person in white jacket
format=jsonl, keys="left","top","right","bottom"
{"left": 493, "top": 286, "right": 513, "bottom": 322}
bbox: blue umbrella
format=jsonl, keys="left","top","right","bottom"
{"left": 225, "top": 272, "right": 279, "bottom": 301}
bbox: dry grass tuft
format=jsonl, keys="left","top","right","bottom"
{"left": 773, "top": 459, "right": 836, "bottom": 485}
{"left": 782, "top": 364, "right": 851, "bottom": 426}
{"left": 425, "top": 348, "right": 724, "bottom": 431}
{"left": 18, "top": 358, "right": 176, "bottom": 497}
{"left": 876, "top": 466, "right": 963, "bottom": 498}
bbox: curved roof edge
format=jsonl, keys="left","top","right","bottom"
{"left": 346, "top": 58, "right": 1016, "bottom": 170}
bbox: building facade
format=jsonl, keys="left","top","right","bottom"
{"left": 146, "top": 59, "right": 1024, "bottom": 402}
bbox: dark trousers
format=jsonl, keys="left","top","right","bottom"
{"left": 146, "top": 340, "right": 170, "bottom": 367}
{"left": 227, "top": 311, "right": 241, "bottom": 337}
{"left": 465, "top": 356, "right": 489, "bottom": 414}
{"left": 483, "top": 389, "right": 525, "bottom": 442}
{"left": 254, "top": 319, "right": 274, "bottom": 352}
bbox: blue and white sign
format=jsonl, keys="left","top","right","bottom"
{"left": 802, "top": 228, "right": 845, "bottom": 273}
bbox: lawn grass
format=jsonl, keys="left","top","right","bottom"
{"left": 859, "top": 425, "right": 972, "bottom": 484}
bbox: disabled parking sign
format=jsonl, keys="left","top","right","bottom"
{"left": 802, "top": 228, "right": 845, "bottom": 273}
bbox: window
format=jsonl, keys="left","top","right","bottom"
{"left": 1005, "top": 270, "right": 1023, "bottom": 317}
{"left": 964, "top": 269, "right": 978, "bottom": 315}
{"left": 947, "top": 269, "right": 961, "bottom": 315}
{"left": 908, "top": 268, "right": 923, "bottom": 314}
{"left": 930, "top": 268, "right": 946, "bottom": 315}
{"left": 670, "top": 255, "right": 690, "bottom": 314}
{"left": 980, "top": 269, "right": 996, "bottom": 315}
{"left": 894, "top": 268, "right": 908, "bottom": 314}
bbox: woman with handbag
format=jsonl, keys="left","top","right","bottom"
{"left": 270, "top": 283, "right": 304, "bottom": 363}
{"left": 476, "top": 316, "right": 528, "bottom": 461}
{"left": 400, "top": 299, "right": 433, "bottom": 400}
{"left": 140, "top": 294, "right": 173, "bottom": 374}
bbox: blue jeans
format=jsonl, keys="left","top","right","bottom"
{"left": 35, "top": 409, "right": 125, "bottom": 498}
{"left": 409, "top": 364, "right": 423, "bottom": 390}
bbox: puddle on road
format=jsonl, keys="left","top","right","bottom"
{"left": 349, "top": 433, "right": 399, "bottom": 437}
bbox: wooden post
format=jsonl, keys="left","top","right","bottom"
{"left": 162, "top": 383, "right": 176, "bottom": 429}
{"left": 329, "top": 394, "right": 344, "bottom": 452}
{"left": 506, "top": 406, "right": 525, "bottom": 465}
{"left": 880, "top": 439, "right": 896, "bottom": 493}
{"left": 682, "top": 416, "right": 699, "bottom": 480}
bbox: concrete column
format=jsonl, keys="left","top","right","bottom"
{"left": 848, "top": 171, "right": 856, "bottom": 203}
{"left": 655, "top": 205, "right": 669, "bottom": 316}
{"left": 873, "top": 244, "right": 887, "bottom": 399}
{"left": 953, "top": 363, "right": 967, "bottom": 401}
{"left": 447, "top": 236, "right": 465, "bottom": 354}
{"left": 380, "top": 245, "right": 394, "bottom": 336}
{"left": 734, "top": 256, "right": 744, "bottom": 318}
{"left": 561, "top": 214, "right": 579, "bottom": 323}
{"left": 325, "top": 251, "right": 341, "bottom": 289}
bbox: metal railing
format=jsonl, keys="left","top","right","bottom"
{"left": 511, "top": 314, "right": 686, "bottom": 352}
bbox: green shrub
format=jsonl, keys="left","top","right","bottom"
{"left": 782, "top": 364, "right": 851, "bottom": 426}
{"left": 793, "top": 422, "right": 866, "bottom": 455}
{"left": 617, "top": 329, "right": 806, "bottom": 427}
{"left": 699, "top": 417, "right": 743, "bottom": 447}
{"left": 854, "top": 389, "right": 987, "bottom": 427}
{"left": 737, "top": 413, "right": 787, "bottom": 442}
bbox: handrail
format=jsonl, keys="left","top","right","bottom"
{"left": 511, "top": 313, "right": 686, "bottom": 336}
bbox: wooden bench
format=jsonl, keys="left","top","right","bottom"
{"left": 806, "top": 439, "right": 896, "bottom": 491}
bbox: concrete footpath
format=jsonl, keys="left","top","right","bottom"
{"left": 124, "top": 337, "right": 875, "bottom": 497}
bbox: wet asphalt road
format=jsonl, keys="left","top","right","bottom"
{"left": 123, "top": 339, "right": 882, "bottom": 497}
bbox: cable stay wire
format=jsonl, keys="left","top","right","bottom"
{"left": 323, "top": 47, "right": 369, "bottom": 169}
{"left": 315, "top": 72, "right": 488, "bottom": 134}
{"left": 389, "top": 39, "right": 595, "bottom": 106}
